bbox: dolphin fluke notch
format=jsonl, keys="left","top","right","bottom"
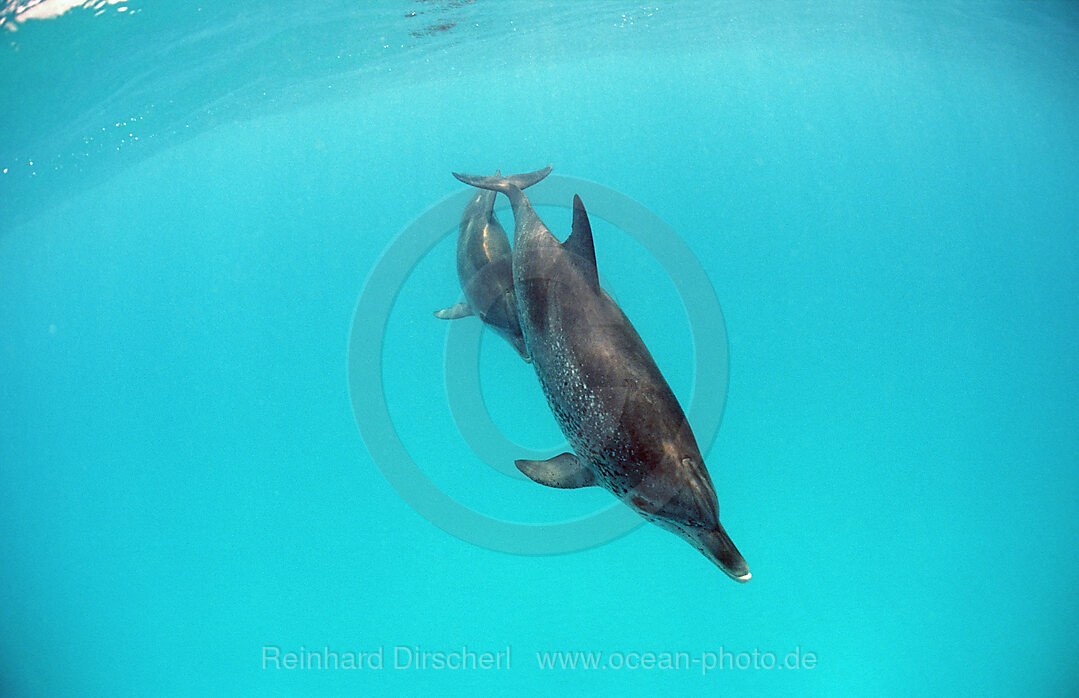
{"left": 501, "top": 165, "right": 553, "bottom": 190}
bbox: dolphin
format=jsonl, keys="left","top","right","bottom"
{"left": 451, "top": 169, "right": 750, "bottom": 582}
{"left": 435, "top": 166, "right": 552, "bottom": 361}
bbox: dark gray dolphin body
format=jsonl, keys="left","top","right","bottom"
{"left": 435, "top": 166, "right": 552, "bottom": 361}
{"left": 452, "top": 169, "right": 750, "bottom": 582}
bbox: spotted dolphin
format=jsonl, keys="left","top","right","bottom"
{"left": 451, "top": 169, "right": 750, "bottom": 581}
{"left": 435, "top": 166, "right": 552, "bottom": 361}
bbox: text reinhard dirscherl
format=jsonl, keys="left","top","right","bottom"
{"left": 262, "top": 645, "right": 511, "bottom": 671}
{"left": 261, "top": 646, "right": 818, "bottom": 674}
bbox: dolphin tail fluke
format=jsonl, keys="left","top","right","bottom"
{"left": 453, "top": 165, "right": 552, "bottom": 193}
{"left": 453, "top": 172, "right": 518, "bottom": 206}
{"left": 453, "top": 168, "right": 550, "bottom": 232}
{"left": 503, "top": 165, "right": 553, "bottom": 191}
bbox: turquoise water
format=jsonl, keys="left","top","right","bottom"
{"left": 2, "top": 1, "right": 1078, "bottom": 695}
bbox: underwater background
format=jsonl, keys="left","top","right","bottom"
{"left": 2, "top": 1, "right": 1078, "bottom": 695}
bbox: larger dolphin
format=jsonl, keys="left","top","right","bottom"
{"left": 435, "top": 166, "right": 552, "bottom": 361}
{"left": 452, "top": 169, "right": 750, "bottom": 581}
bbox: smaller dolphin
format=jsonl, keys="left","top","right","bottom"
{"left": 435, "top": 166, "right": 552, "bottom": 361}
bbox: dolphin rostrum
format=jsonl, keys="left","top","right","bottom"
{"left": 451, "top": 168, "right": 750, "bottom": 581}
{"left": 435, "top": 166, "right": 552, "bottom": 361}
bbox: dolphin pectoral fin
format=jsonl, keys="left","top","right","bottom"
{"left": 515, "top": 453, "right": 595, "bottom": 489}
{"left": 434, "top": 302, "right": 473, "bottom": 320}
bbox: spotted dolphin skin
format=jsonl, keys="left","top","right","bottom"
{"left": 435, "top": 166, "right": 553, "bottom": 361}
{"left": 451, "top": 169, "right": 750, "bottom": 582}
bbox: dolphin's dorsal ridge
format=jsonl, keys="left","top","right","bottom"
{"left": 564, "top": 194, "right": 599, "bottom": 291}
{"left": 515, "top": 453, "right": 595, "bottom": 489}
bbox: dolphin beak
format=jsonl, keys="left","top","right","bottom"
{"left": 512, "top": 337, "right": 532, "bottom": 363}
{"left": 697, "top": 524, "right": 751, "bottom": 582}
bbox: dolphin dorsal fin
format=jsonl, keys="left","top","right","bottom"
{"left": 563, "top": 194, "right": 599, "bottom": 291}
